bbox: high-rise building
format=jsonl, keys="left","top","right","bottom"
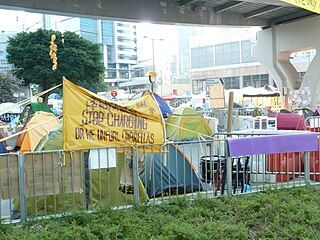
{"left": 0, "top": 34, "right": 13, "bottom": 73}
{"left": 104, "top": 21, "right": 137, "bottom": 82}
{"left": 53, "top": 17, "right": 138, "bottom": 87}
{"left": 176, "top": 26, "right": 198, "bottom": 84}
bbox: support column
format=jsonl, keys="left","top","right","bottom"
{"left": 301, "top": 53, "right": 320, "bottom": 108}
{"left": 253, "top": 16, "right": 320, "bottom": 110}
{"left": 253, "top": 26, "right": 288, "bottom": 109}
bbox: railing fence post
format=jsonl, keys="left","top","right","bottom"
{"left": 132, "top": 148, "right": 140, "bottom": 206}
{"left": 225, "top": 142, "right": 233, "bottom": 195}
{"left": 18, "top": 154, "right": 27, "bottom": 224}
{"left": 304, "top": 151, "right": 310, "bottom": 186}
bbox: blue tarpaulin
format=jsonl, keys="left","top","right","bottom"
{"left": 131, "top": 91, "right": 172, "bottom": 118}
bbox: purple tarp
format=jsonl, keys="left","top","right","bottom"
{"left": 227, "top": 133, "right": 318, "bottom": 157}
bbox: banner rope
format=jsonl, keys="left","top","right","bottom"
{"left": 0, "top": 115, "right": 62, "bottom": 144}
{"left": 0, "top": 83, "right": 62, "bottom": 117}
{"left": 165, "top": 122, "right": 215, "bottom": 140}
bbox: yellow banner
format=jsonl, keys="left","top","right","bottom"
{"left": 62, "top": 79, "right": 165, "bottom": 150}
{"left": 282, "top": 0, "right": 320, "bottom": 14}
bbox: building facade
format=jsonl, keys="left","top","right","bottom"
{"left": 175, "top": 26, "right": 198, "bottom": 85}
{"left": 190, "top": 40, "right": 276, "bottom": 94}
{"left": 53, "top": 17, "right": 138, "bottom": 87}
{"left": 0, "top": 34, "right": 13, "bottom": 73}
{"left": 190, "top": 39, "right": 313, "bottom": 95}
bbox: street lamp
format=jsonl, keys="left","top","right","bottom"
{"left": 143, "top": 36, "right": 163, "bottom": 92}
{"left": 143, "top": 35, "right": 163, "bottom": 72}
{"left": 146, "top": 71, "right": 157, "bottom": 92}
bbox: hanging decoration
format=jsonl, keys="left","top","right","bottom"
{"left": 49, "top": 34, "right": 58, "bottom": 71}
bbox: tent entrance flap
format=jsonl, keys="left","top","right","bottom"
{"left": 140, "top": 144, "right": 204, "bottom": 198}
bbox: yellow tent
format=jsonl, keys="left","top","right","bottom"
{"left": 16, "top": 111, "right": 60, "bottom": 153}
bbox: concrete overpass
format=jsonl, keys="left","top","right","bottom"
{"left": 0, "top": 0, "right": 316, "bottom": 28}
{"left": 254, "top": 15, "right": 320, "bottom": 109}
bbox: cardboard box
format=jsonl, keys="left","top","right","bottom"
{"left": 60, "top": 151, "right": 83, "bottom": 194}
{"left": 0, "top": 151, "right": 84, "bottom": 199}
{"left": 209, "top": 85, "right": 225, "bottom": 109}
{"left": 24, "top": 152, "right": 60, "bottom": 197}
{"left": 0, "top": 155, "right": 19, "bottom": 199}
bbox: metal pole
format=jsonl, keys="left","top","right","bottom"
{"left": 132, "top": 149, "right": 140, "bottom": 206}
{"left": 42, "top": 14, "right": 46, "bottom": 29}
{"left": 304, "top": 151, "right": 310, "bottom": 186}
{"left": 226, "top": 92, "right": 234, "bottom": 136}
{"left": 226, "top": 92, "right": 234, "bottom": 195}
{"left": 18, "top": 154, "right": 26, "bottom": 224}
{"left": 151, "top": 39, "right": 155, "bottom": 93}
{"left": 226, "top": 146, "right": 233, "bottom": 195}
{"left": 152, "top": 39, "right": 155, "bottom": 71}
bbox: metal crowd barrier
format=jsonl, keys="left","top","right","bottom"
{"left": 0, "top": 132, "right": 318, "bottom": 224}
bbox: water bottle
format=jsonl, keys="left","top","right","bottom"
{"left": 244, "top": 184, "right": 252, "bottom": 192}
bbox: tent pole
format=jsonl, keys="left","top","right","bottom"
{"left": 226, "top": 92, "right": 234, "bottom": 135}
{"left": 132, "top": 148, "right": 140, "bottom": 205}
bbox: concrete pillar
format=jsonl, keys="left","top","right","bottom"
{"left": 239, "top": 75, "right": 244, "bottom": 89}
{"left": 253, "top": 16, "right": 320, "bottom": 110}
{"left": 116, "top": 63, "right": 120, "bottom": 79}
{"left": 302, "top": 53, "right": 320, "bottom": 107}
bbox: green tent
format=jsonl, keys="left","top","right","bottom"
{"left": 15, "top": 152, "right": 148, "bottom": 216}
{"left": 34, "top": 124, "right": 62, "bottom": 151}
{"left": 166, "top": 107, "right": 212, "bottom": 141}
{"left": 18, "top": 101, "right": 55, "bottom": 126}
{"left": 30, "top": 101, "right": 54, "bottom": 113}
{"left": 15, "top": 127, "right": 149, "bottom": 216}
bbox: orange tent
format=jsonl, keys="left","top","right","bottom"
{"left": 15, "top": 111, "right": 60, "bottom": 153}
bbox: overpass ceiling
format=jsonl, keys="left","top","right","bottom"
{"left": 179, "top": 0, "right": 315, "bottom": 24}
{"left": 0, "top": 0, "right": 316, "bottom": 27}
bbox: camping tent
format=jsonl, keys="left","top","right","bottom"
{"left": 140, "top": 144, "right": 204, "bottom": 198}
{"left": 131, "top": 91, "right": 172, "bottom": 117}
{"left": 35, "top": 124, "right": 62, "bottom": 151}
{"left": 13, "top": 151, "right": 149, "bottom": 216}
{"left": 15, "top": 111, "right": 60, "bottom": 153}
{"left": 31, "top": 127, "right": 150, "bottom": 212}
{"left": 17, "top": 101, "right": 55, "bottom": 126}
{"left": 163, "top": 93, "right": 177, "bottom": 101}
{"left": 166, "top": 107, "right": 212, "bottom": 140}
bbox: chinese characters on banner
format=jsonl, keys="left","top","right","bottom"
{"left": 62, "top": 78, "right": 166, "bottom": 150}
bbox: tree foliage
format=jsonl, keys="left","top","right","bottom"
{"left": 0, "top": 72, "right": 23, "bottom": 103}
{"left": 6, "top": 29, "right": 106, "bottom": 93}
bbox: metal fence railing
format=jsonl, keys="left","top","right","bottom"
{"left": 0, "top": 132, "right": 319, "bottom": 224}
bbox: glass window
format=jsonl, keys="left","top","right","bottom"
{"left": 119, "top": 64, "right": 128, "bottom": 69}
{"left": 215, "top": 42, "right": 240, "bottom": 66}
{"left": 101, "top": 20, "right": 114, "bottom": 45}
{"left": 192, "top": 79, "right": 206, "bottom": 94}
{"left": 118, "top": 54, "right": 137, "bottom": 60}
{"left": 191, "top": 46, "right": 214, "bottom": 68}
{"left": 243, "top": 74, "right": 269, "bottom": 88}
{"left": 241, "top": 40, "right": 255, "bottom": 63}
{"left": 118, "top": 45, "right": 136, "bottom": 51}
{"left": 224, "top": 77, "right": 240, "bottom": 90}
{"left": 80, "top": 18, "right": 98, "bottom": 43}
{"left": 107, "top": 69, "right": 117, "bottom": 79}
{"left": 119, "top": 70, "right": 129, "bottom": 79}
{"left": 117, "top": 36, "right": 136, "bottom": 43}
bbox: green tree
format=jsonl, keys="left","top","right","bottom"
{"left": 6, "top": 29, "right": 106, "bottom": 96}
{"left": 0, "top": 72, "right": 23, "bottom": 103}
